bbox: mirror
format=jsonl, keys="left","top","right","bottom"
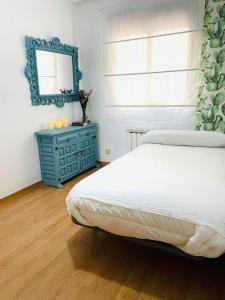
{"left": 25, "top": 36, "right": 82, "bottom": 107}
{"left": 36, "top": 50, "right": 74, "bottom": 95}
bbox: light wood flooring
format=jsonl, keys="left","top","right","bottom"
{"left": 1, "top": 167, "right": 225, "bottom": 300}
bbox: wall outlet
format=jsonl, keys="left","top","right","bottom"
{"left": 105, "top": 148, "right": 111, "bottom": 155}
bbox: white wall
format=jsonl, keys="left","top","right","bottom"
{"left": 76, "top": 0, "right": 196, "bottom": 162}
{"left": 0, "top": 0, "right": 199, "bottom": 198}
{"left": 0, "top": 0, "right": 81, "bottom": 198}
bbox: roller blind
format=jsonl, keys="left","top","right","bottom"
{"left": 104, "top": 0, "right": 205, "bottom": 106}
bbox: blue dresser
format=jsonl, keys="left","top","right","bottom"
{"left": 35, "top": 124, "right": 98, "bottom": 188}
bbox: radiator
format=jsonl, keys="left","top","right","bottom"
{"left": 127, "top": 128, "right": 151, "bottom": 150}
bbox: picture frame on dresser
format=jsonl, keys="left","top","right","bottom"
{"left": 35, "top": 124, "right": 98, "bottom": 188}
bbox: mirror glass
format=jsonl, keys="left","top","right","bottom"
{"left": 36, "top": 50, "right": 74, "bottom": 95}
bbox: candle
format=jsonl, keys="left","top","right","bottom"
{"left": 47, "top": 121, "right": 54, "bottom": 130}
{"left": 62, "top": 117, "right": 69, "bottom": 128}
{"left": 54, "top": 120, "right": 62, "bottom": 129}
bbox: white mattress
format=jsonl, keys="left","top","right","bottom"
{"left": 66, "top": 144, "right": 225, "bottom": 258}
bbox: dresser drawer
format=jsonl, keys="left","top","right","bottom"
{"left": 79, "top": 129, "right": 96, "bottom": 139}
{"left": 38, "top": 136, "right": 53, "bottom": 144}
{"left": 56, "top": 133, "right": 79, "bottom": 145}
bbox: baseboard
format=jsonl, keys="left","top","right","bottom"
{"left": 2, "top": 162, "right": 110, "bottom": 201}
{"left": 1, "top": 181, "right": 42, "bottom": 201}
{"left": 98, "top": 161, "right": 110, "bottom": 167}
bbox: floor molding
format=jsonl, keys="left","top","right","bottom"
{"left": 1, "top": 181, "right": 42, "bottom": 201}
{"left": 1, "top": 163, "right": 110, "bottom": 201}
{"left": 98, "top": 161, "right": 110, "bottom": 167}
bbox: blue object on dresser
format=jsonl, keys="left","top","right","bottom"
{"left": 25, "top": 36, "right": 82, "bottom": 108}
{"left": 35, "top": 124, "right": 97, "bottom": 188}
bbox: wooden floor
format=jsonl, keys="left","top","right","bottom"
{"left": 1, "top": 168, "right": 225, "bottom": 300}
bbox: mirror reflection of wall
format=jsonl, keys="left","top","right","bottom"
{"left": 36, "top": 50, "right": 74, "bottom": 95}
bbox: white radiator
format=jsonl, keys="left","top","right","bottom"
{"left": 127, "top": 128, "right": 151, "bottom": 150}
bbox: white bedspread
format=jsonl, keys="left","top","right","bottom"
{"left": 66, "top": 144, "right": 225, "bottom": 258}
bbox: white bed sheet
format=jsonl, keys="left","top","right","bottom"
{"left": 66, "top": 144, "right": 225, "bottom": 258}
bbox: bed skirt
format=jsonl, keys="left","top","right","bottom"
{"left": 70, "top": 215, "right": 208, "bottom": 261}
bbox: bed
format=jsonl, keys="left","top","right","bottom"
{"left": 66, "top": 130, "right": 225, "bottom": 258}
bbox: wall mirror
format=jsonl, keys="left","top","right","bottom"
{"left": 25, "top": 36, "right": 82, "bottom": 107}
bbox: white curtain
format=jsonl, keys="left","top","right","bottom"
{"left": 103, "top": 0, "right": 205, "bottom": 106}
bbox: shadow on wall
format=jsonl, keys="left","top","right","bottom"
{"left": 67, "top": 227, "right": 225, "bottom": 299}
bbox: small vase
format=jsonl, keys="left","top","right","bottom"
{"left": 81, "top": 107, "right": 87, "bottom": 124}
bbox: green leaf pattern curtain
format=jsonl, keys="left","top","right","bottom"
{"left": 197, "top": 0, "right": 225, "bottom": 132}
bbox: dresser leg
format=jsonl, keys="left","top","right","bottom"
{"left": 56, "top": 183, "right": 64, "bottom": 189}
{"left": 42, "top": 181, "right": 63, "bottom": 188}
{"left": 96, "top": 162, "right": 101, "bottom": 169}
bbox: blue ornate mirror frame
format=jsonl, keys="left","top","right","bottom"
{"left": 24, "top": 36, "right": 82, "bottom": 108}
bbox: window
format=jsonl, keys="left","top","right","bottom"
{"left": 104, "top": 0, "right": 205, "bottom": 106}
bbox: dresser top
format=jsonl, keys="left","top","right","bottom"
{"left": 35, "top": 124, "right": 97, "bottom": 136}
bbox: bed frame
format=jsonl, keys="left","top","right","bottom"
{"left": 71, "top": 215, "right": 212, "bottom": 261}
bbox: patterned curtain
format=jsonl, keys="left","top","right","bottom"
{"left": 197, "top": 0, "right": 225, "bottom": 132}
